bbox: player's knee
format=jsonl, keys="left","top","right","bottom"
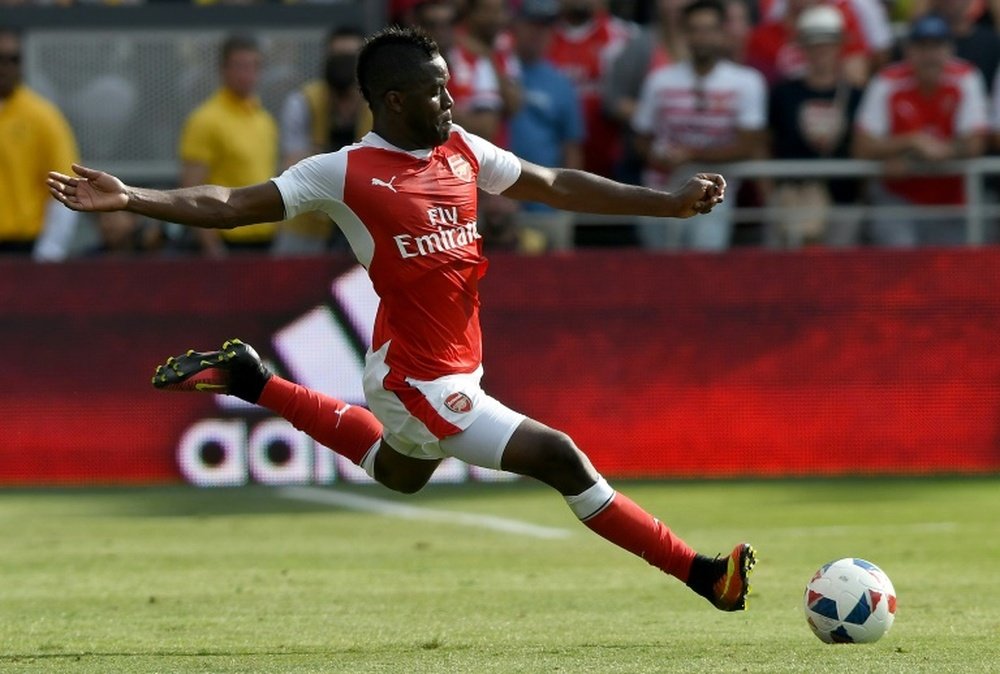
{"left": 533, "top": 431, "right": 589, "bottom": 481}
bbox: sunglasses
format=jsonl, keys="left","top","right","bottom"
{"left": 0, "top": 53, "right": 20, "bottom": 65}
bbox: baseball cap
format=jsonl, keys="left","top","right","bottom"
{"left": 909, "top": 13, "right": 951, "bottom": 42}
{"left": 518, "top": 0, "right": 559, "bottom": 22}
{"left": 796, "top": 5, "right": 844, "bottom": 45}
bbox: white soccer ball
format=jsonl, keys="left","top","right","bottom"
{"left": 803, "top": 558, "right": 897, "bottom": 644}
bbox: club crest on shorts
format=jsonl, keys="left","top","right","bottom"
{"left": 447, "top": 154, "right": 473, "bottom": 182}
{"left": 444, "top": 391, "right": 473, "bottom": 413}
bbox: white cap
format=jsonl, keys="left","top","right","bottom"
{"left": 797, "top": 5, "right": 845, "bottom": 44}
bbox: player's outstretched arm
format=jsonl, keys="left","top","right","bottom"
{"left": 47, "top": 163, "right": 284, "bottom": 230}
{"left": 502, "top": 160, "right": 725, "bottom": 219}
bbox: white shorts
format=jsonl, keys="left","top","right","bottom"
{"left": 362, "top": 343, "right": 526, "bottom": 469}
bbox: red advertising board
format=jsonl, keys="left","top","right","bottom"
{"left": 2, "top": 248, "right": 999, "bottom": 485}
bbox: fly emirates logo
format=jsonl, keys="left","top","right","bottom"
{"left": 394, "top": 206, "right": 481, "bottom": 259}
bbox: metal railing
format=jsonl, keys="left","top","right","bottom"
{"left": 574, "top": 156, "right": 1000, "bottom": 246}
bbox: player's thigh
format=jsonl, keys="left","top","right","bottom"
{"left": 438, "top": 396, "right": 525, "bottom": 470}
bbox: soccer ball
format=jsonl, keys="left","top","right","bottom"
{"left": 803, "top": 558, "right": 897, "bottom": 644}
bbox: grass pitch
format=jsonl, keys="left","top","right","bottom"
{"left": 1, "top": 478, "right": 998, "bottom": 673}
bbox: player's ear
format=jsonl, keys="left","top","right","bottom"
{"left": 384, "top": 90, "right": 405, "bottom": 114}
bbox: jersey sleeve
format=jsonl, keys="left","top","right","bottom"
{"left": 280, "top": 91, "right": 312, "bottom": 157}
{"left": 956, "top": 69, "right": 989, "bottom": 136}
{"left": 738, "top": 68, "right": 768, "bottom": 130}
{"left": 993, "top": 69, "right": 1000, "bottom": 132}
{"left": 270, "top": 151, "right": 347, "bottom": 219}
{"left": 454, "top": 125, "right": 522, "bottom": 194}
{"left": 855, "top": 74, "right": 890, "bottom": 137}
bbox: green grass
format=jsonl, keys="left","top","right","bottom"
{"left": 1, "top": 478, "right": 998, "bottom": 672}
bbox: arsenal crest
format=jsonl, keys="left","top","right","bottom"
{"left": 444, "top": 391, "right": 473, "bottom": 413}
{"left": 447, "top": 154, "right": 474, "bottom": 183}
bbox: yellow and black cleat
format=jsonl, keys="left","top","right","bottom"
{"left": 151, "top": 338, "right": 271, "bottom": 403}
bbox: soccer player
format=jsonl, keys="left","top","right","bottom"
{"left": 47, "top": 27, "right": 755, "bottom": 611}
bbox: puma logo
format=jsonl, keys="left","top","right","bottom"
{"left": 334, "top": 404, "right": 352, "bottom": 428}
{"left": 371, "top": 176, "right": 397, "bottom": 193}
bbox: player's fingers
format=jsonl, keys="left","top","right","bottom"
{"left": 46, "top": 177, "right": 77, "bottom": 196}
{"left": 71, "top": 162, "right": 102, "bottom": 179}
{"left": 47, "top": 171, "right": 78, "bottom": 187}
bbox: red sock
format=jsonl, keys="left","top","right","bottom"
{"left": 584, "top": 493, "right": 697, "bottom": 581}
{"left": 257, "top": 376, "right": 382, "bottom": 466}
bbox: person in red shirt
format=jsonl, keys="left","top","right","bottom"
{"left": 853, "top": 13, "right": 989, "bottom": 246}
{"left": 547, "top": 0, "right": 636, "bottom": 177}
{"left": 448, "top": 0, "right": 521, "bottom": 144}
{"left": 48, "top": 27, "right": 755, "bottom": 613}
{"left": 746, "top": 0, "right": 872, "bottom": 87}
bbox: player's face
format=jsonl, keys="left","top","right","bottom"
{"left": 0, "top": 33, "right": 22, "bottom": 99}
{"left": 401, "top": 54, "right": 454, "bottom": 148}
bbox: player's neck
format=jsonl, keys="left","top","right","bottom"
{"left": 372, "top": 121, "right": 426, "bottom": 151}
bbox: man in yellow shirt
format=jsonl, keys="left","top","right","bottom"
{"left": 179, "top": 34, "right": 279, "bottom": 256}
{"left": 0, "top": 27, "right": 80, "bottom": 261}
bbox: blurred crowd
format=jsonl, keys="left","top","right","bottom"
{"left": 3, "top": 0, "right": 1000, "bottom": 260}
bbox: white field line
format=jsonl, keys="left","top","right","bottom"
{"left": 277, "top": 486, "right": 573, "bottom": 540}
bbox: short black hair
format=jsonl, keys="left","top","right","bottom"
{"left": 682, "top": 0, "right": 726, "bottom": 23}
{"left": 219, "top": 33, "right": 260, "bottom": 67}
{"left": 356, "top": 26, "right": 440, "bottom": 104}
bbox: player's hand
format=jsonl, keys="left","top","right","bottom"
{"left": 672, "top": 173, "right": 726, "bottom": 218}
{"left": 47, "top": 163, "right": 129, "bottom": 213}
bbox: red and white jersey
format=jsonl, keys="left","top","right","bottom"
{"left": 272, "top": 125, "right": 522, "bottom": 380}
{"left": 856, "top": 58, "right": 989, "bottom": 204}
{"left": 631, "top": 60, "right": 767, "bottom": 189}
{"left": 447, "top": 31, "right": 520, "bottom": 115}
{"left": 547, "top": 11, "right": 636, "bottom": 176}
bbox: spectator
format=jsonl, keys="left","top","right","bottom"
{"left": 0, "top": 26, "right": 80, "bottom": 261}
{"left": 509, "top": 0, "right": 585, "bottom": 252}
{"left": 447, "top": 0, "right": 523, "bottom": 249}
{"left": 723, "top": 0, "right": 754, "bottom": 64}
{"left": 765, "top": 0, "right": 893, "bottom": 65}
{"left": 746, "top": 0, "right": 875, "bottom": 87}
{"left": 414, "top": 0, "right": 459, "bottom": 55}
{"left": 927, "top": 0, "right": 1000, "bottom": 92}
{"left": 275, "top": 27, "right": 371, "bottom": 256}
{"left": 449, "top": 0, "right": 521, "bottom": 144}
{"left": 548, "top": 0, "right": 636, "bottom": 179}
{"left": 765, "top": 5, "right": 865, "bottom": 247}
{"left": 853, "top": 14, "right": 989, "bottom": 247}
{"left": 631, "top": 0, "right": 767, "bottom": 251}
{"left": 992, "top": 66, "right": 1000, "bottom": 152}
{"left": 178, "top": 34, "right": 280, "bottom": 256}
{"left": 604, "top": 0, "right": 687, "bottom": 185}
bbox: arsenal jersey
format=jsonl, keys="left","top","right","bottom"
{"left": 272, "top": 125, "right": 522, "bottom": 380}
